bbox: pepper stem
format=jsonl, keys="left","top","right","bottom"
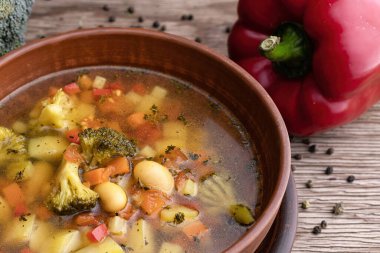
{"left": 259, "top": 22, "right": 313, "bottom": 78}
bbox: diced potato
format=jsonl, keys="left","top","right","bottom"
{"left": 135, "top": 95, "right": 162, "bottom": 113}
{"left": 160, "top": 205, "right": 199, "bottom": 224}
{"left": 75, "top": 237, "right": 124, "bottom": 253}
{"left": 0, "top": 196, "right": 12, "bottom": 224}
{"left": 151, "top": 86, "right": 168, "bottom": 100}
{"left": 28, "top": 136, "right": 69, "bottom": 162}
{"left": 93, "top": 75, "right": 107, "bottom": 89}
{"left": 126, "top": 218, "right": 155, "bottom": 253}
{"left": 24, "top": 161, "right": 54, "bottom": 203}
{"left": 163, "top": 121, "right": 187, "bottom": 139}
{"left": 39, "top": 104, "right": 65, "bottom": 128}
{"left": 139, "top": 145, "right": 157, "bottom": 158}
{"left": 155, "top": 138, "right": 186, "bottom": 154}
{"left": 66, "top": 102, "right": 95, "bottom": 122}
{"left": 77, "top": 74, "right": 93, "bottom": 90}
{"left": 108, "top": 216, "right": 128, "bottom": 235}
{"left": 12, "top": 121, "right": 28, "bottom": 134}
{"left": 181, "top": 179, "right": 198, "bottom": 197}
{"left": 159, "top": 242, "right": 185, "bottom": 253}
{"left": 6, "top": 160, "right": 34, "bottom": 182}
{"left": 3, "top": 214, "right": 36, "bottom": 244}
{"left": 30, "top": 220, "right": 55, "bottom": 252}
{"left": 125, "top": 91, "right": 143, "bottom": 106}
{"left": 40, "top": 229, "right": 82, "bottom": 253}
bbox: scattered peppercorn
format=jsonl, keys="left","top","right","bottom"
{"left": 301, "top": 200, "right": 310, "bottom": 209}
{"left": 320, "top": 220, "right": 327, "bottom": 229}
{"left": 308, "top": 144, "right": 317, "bottom": 153}
{"left": 138, "top": 16, "right": 144, "bottom": 23}
{"left": 152, "top": 21, "right": 160, "bottom": 28}
{"left": 160, "top": 25, "right": 166, "bottom": 32}
{"left": 333, "top": 202, "right": 344, "bottom": 215}
{"left": 188, "top": 14, "right": 193, "bottom": 20}
{"left": 306, "top": 180, "right": 313, "bottom": 189}
{"left": 291, "top": 164, "right": 296, "bottom": 172}
{"left": 102, "top": 5, "right": 110, "bottom": 11}
{"left": 225, "top": 26, "right": 231, "bottom": 34}
{"left": 195, "top": 37, "right": 202, "bottom": 43}
{"left": 347, "top": 175, "right": 355, "bottom": 183}
{"left": 312, "top": 226, "right": 321, "bottom": 235}
{"left": 292, "top": 154, "right": 302, "bottom": 160}
{"left": 326, "top": 147, "right": 334, "bottom": 155}
{"left": 181, "top": 15, "right": 187, "bottom": 20}
{"left": 108, "top": 16, "right": 116, "bottom": 23}
{"left": 181, "top": 14, "right": 193, "bottom": 21}
{"left": 302, "top": 138, "right": 310, "bottom": 145}
{"left": 325, "top": 166, "right": 334, "bottom": 175}
{"left": 127, "top": 6, "right": 134, "bottom": 14}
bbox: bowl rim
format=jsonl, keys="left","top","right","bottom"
{"left": 0, "top": 28, "right": 291, "bottom": 252}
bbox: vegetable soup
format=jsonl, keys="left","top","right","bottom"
{"left": 0, "top": 67, "right": 262, "bottom": 253}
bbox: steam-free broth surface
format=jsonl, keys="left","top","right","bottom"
{"left": 0, "top": 67, "right": 262, "bottom": 253}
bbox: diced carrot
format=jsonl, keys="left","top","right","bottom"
{"left": 63, "top": 82, "right": 81, "bottom": 95}
{"left": 105, "top": 121, "right": 122, "bottom": 132}
{"left": 74, "top": 212, "right": 103, "bottom": 226}
{"left": 106, "top": 157, "right": 130, "bottom": 176}
{"left": 48, "top": 86, "right": 59, "bottom": 97}
{"left": 79, "top": 90, "right": 95, "bottom": 104}
{"left": 117, "top": 203, "right": 137, "bottom": 220}
{"left": 139, "top": 189, "right": 167, "bottom": 215}
{"left": 131, "top": 83, "right": 146, "bottom": 95}
{"left": 165, "top": 147, "right": 188, "bottom": 162}
{"left": 97, "top": 97, "right": 120, "bottom": 114}
{"left": 106, "top": 82, "right": 125, "bottom": 91}
{"left": 182, "top": 220, "right": 208, "bottom": 240}
{"left": 83, "top": 181, "right": 91, "bottom": 188}
{"left": 14, "top": 202, "right": 28, "bottom": 217}
{"left": 64, "top": 144, "right": 83, "bottom": 163}
{"left": 133, "top": 122, "right": 162, "bottom": 145}
{"left": 20, "top": 247, "right": 33, "bottom": 253}
{"left": 93, "top": 88, "right": 112, "bottom": 98}
{"left": 127, "top": 112, "right": 146, "bottom": 129}
{"left": 87, "top": 223, "right": 108, "bottom": 242}
{"left": 2, "top": 182, "right": 25, "bottom": 208}
{"left": 35, "top": 205, "right": 53, "bottom": 220}
{"left": 83, "top": 168, "right": 111, "bottom": 186}
{"left": 65, "top": 128, "right": 81, "bottom": 144}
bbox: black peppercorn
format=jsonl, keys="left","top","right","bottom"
{"left": 195, "top": 37, "right": 202, "bottom": 43}
{"left": 325, "top": 166, "right": 333, "bottom": 175}
{"left": 302, "top": 138, "right": 311, "bottom": 145}
{"left": 127, "top": 6, "right": 134, "bottom": 14}
{"left": 313, "top": 226, "right": 321, "bottom": 235}
{"left": 160, "top": 25, "right": 166, "bottom": 32}
{"left": 306, "top": 180, "right": 313, "bottom": 189}
{"left": 291, "top": 165, "right": 296, "bottom": 172}
{"left": 326, "top": 147, "right": 334, "bottom": 155}
{"left": 108, "top": 16, "right": 116, "bottom": 23}
{"left": 102, "top": 5, "right": 110, "bottom": 11}
{"left": 347, "top": 175, "right": 355, "bottom": 183}
{"left": 138, "top": 16, "right": 144, "bottom": 23}
{"left": 188, "top": 14, "right": 193, "bottom": 20}
{"left": 292, "top": 154, "right": 302, "bottom": 160}
{"left": 152, "top": 21, "right": 160, "bottom": 28}
{"left": 308, "top": 144, "right": 317, "bottom": 153}
{"left": 320, "top": 220, "right": 327, "bottom": 229}
{"left": 225, "top": 26, "right": 231, "bottom": 34}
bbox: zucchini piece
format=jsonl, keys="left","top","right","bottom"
{"left": 75, "top": 237, "right": 124, "bottom": 253}
{"left": 229, "top": 204, "right": 255, "bottom": 226}
{"left": 28, "top": 135, "right": 69, "bottom": 162}
{"left": 159, "top": 242, "right": 185, "bottom": 253}
{"left": 40, "top": 229, "right": 82, "bottom": 253}
{"left": 6, "top": 160, "right": 34, "bottom": 182}
{"left": 126, "top": 218, "right": 155, "bottom": 253}
{"left": 3, "top": 214, "right": 36, "bottom": 245}
{"left": 160, "top": 205, "right": 199, "bottom": 224}
{"left": 0, "top": 196, "right": 12, "bottom": 224}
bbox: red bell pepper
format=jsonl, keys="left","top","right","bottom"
{"left": 228, "top": 0, "right": 380, "bottom": 135}
{"left": 87, "top": 223, "right": 108, "bottom": 242}
{"left": 63, "top": 82, "right": 81, "bottom": 95}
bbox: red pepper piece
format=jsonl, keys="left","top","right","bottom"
{"left": 20, "top": 248, "right": 33, "bottom": 253}
{"left": 228, "top": 0, "right": 380, "bottom": 136}
{"left": 63, "top": 82, "right": 81, "bottom": 95}
{"left": 65, "top": 128, "right": 81, "bottom": 144}
{"left": 14, "top": 202, "right": 28, "bottom": 217}
{"left": 87, "top": 223, "right": 108, "bottom": 242}
{"left": 92, "top": 88, "right": 112, "bottom": 98}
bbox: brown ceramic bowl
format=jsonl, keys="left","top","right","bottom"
{"left": 0, "top": 28, "right": 290, "bottom": 252}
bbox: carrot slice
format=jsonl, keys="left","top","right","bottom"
{"left": 65, "top": 128, "right": 81, "bottom": 144}
{"left": 139, "top": 189, "right": 167, "bottom": 215}
{"left": 2, "top": 182, "right": 25, "bottom": 208}
{"left": 83, "top": 168, "right": 111, "bottom": 186}
{"left": 107, "top": 157, "right": 130, "bottom": 176}
{"left": 74, "top": 212, "right": 103, "bottom": 226}
{"left": 182, "top": 220, "right": 208, "bottom": 239}
{"left": 35, "top": 205, "right": 53, "bottom": 220}
{"left": 127, "top": 112, "right": 146, "bottom": 129}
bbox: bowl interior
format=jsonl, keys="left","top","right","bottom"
{"left": 0, "top": 28, "right": 290, "bottom": 252}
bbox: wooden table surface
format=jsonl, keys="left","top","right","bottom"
{"left": 26, "top": 0, "right": 380, "bottom": 252}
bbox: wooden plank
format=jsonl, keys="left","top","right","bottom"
{"left": 26, "top": 0, "right": 380, "bottom": 252}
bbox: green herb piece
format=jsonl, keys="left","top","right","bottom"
{"left": 173, "top": 212, "right": 185, "bottom": 224}
{"left": 165, "top": 145, "right": 176, "bottom": 154}
{"left": 144, "top": 104, "right": 168, "bottom": 124}
{"left": 188, "top": 152, "right": 200, "bottom": 160}
{"left": 177, "top": 113, "right": 188, "bottom": 125}
{"left": 333, "top": 203, "right": 344, "bottom": 215}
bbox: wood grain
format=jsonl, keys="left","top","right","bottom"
{"left": 26, "top": 0, "right": 380, "bottom": 252}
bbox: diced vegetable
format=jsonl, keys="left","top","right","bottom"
{"left": 83, "top": 168, "right": 110, "bottom": 186}
{"left": 126, "top": 218, "right": 155, "bottom": 253}
{"left": 3, "top": 214, "right": 36, "bottom": 244}
{"left": 30, "top": 220, "right": 54, "bottom": 252}
{"left": 66, "top": 103, "right": 95, "bottom": 122}
{"left": 92, "top": 76, "right": 107, "bottom": 89}
{"left": 139, "top": 145, "right": 157, "bottom": 158}
{"left": 65, "top": 128, "right": 81, "bottom": 144}
{"left": 28, "top": 135, "right": 69, "bottom": 162}
{"left": 134, "top": 161, "right": 174, "bottom": 194}
{"left": 87, "top": 223, "right": 108, "bottom": 242}
{"left": 125, "top": 91, "right": 143, "bottom": 105}
{"left": 11, "top": 121, "right": 27, "bottom": 134}
{"left": 136, "top": 95, "right": 162, "bottom": 113}
{"left": 93, "top": 88, "right": 112, "bottom": 98}
{"left": 2, "top": 182, "right": 25, "bottom": 208}
{"left": 63, "top": 82, "right": 81, "bottom": 95}
{"left": 163, "top": 121, "right": 188, "bottom": 139}
{"left": 182, "top": 220, "right": 208, "bottom": 240}
{"left": 63, "top": 143, "right": 83, "bottom": 164}
{"left": 74, "top": 212, "right": 102, "bottom": 226}
{"left": 77, "top": 74, "right": 93, "bottom": 90}
{"left": 160, "top": 205, "right": 199, "bottom": 224}
{"left": 117, "top": 203, "right": 136, "bottom": 220}
{"left": 20, "top": 247, "right": 32, "bottom": 253}
{"left": 139, "top": 189, "right": 167, "bottom": 215}
{"left": 0, "top": 196, "right": 11, "bottom": 224}
{"left": 151, "top": 86, "right": 168, "bottom": 99}
{"left": 181, "top": 179, "right": 198, "bottom": 197}
{"left": 108, "top": 216, "right": 128, "bottom": 236}
{"left": 40, "top": 229, "right": 82, "bottom": 253}
{"left": 159, "top": 242, "right": 185, "bottom": 253}
{"left": 13, "top": 202, "right": 28, "bottom": 216}
{"left": 94, "top": 182, "right": 128, "bottom": 213}
{"left": 131, "top": 83, "right": 146, "bottom": 95}
{"left": 6, "top": 160, "right": 34, "bottom": 182}
{"left": 229, "top": 204, "right": 255, "bottom": 226}
{"left": 75, "top": 237, "right": 124, "bottom": 253}
{"left": 127, "top": 112, "right": 146, "bottom": 129}
{"left": 106, "top": 156, "right": 130, "bottom": 176}
{"left": 24, "top": 161, "right": 55, "bottom": 202}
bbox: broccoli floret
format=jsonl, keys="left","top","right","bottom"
{"left": 79, "top": 127, "right": 137, "bottom": 166}
{"left": 0, "top": 126, "right": 27, "bottom": 167}
{"left": 46, "top": 158, "right": 99, "bottom": 215}
{"left": 0, "top": 0, "right": 34, "bottom": 56}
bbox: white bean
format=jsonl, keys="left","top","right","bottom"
{"left": 94, "top": 182, "right": 127, "bottom": 212}
{"left": 133, "top": 160, "right": 174, "bottom": 194}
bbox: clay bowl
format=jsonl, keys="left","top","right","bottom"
{"left": 0, "top": 28, "right": 290, "bottom": 252}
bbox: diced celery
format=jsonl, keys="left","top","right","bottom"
{"left": 151, "top": 86, "right": 168, "bottom": 99}
{"left": 92, "top": 76, "right": 107, "bottom": 89}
